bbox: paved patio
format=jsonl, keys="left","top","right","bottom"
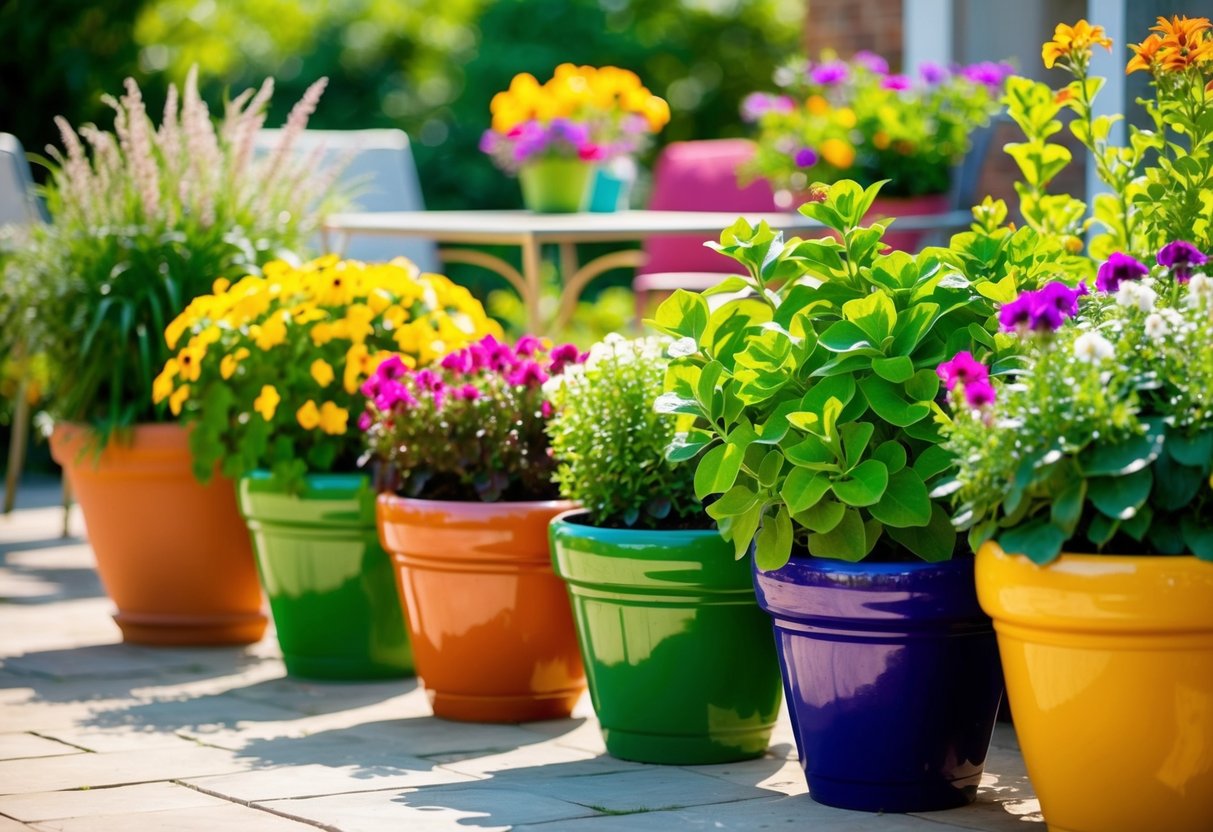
{"left": 0, "top": 483, "right": 1041, "bottom": 831}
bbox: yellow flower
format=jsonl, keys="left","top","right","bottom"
{"left": 311, "top": 359, "right": 335, "bottom": 388}
{"left": 169, "top": 385, "right": 190, "bottom": 416}
{"left": 344, "top": 304, "right": 375, "bottom": 344}
{"left": 253, "top": 385, "right": 280, "bottom": 421}
{"left": 176, "top": 344, "right": 205, "bottom": 383}
{"left": 343, "top": 343, "right": 370, "bottom": 394}
{"left": 152, "top": 359, "right": 178, "bottom": 404}
{"left": 806, "top": 94, "right": 830, "bottom": 116}
{"left": 873, "top": 130, "right": 891, "bottom": 150}
{"left": 165, "top": 316, "right": 188, "bottom": 350}
{"left": 1148, "top": 15, "right": 1213, "bottom": 74}
{"left": 310, "top": 322, "right": 336, "bottom": 346}
{"left": 296, "top": 400, "right": 321, "bottom": 430}
{"left": 834, "top": 107, "right": 857, "bottom": 129}
{"left": 317, "top": 401, "right": 349, "bottom": 435}
{"left": 212, "top": 277, "right": 230, "bottom": 294}
{"left": 1042, "top": 19, "right": 1113, "bottom": 69}
{"left": 820, "top": 138, "right": 856, "bottom": 169}
{"left": 252, "top": 313, "right": 288, "bottom": 351}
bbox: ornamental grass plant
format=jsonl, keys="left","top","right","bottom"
{"left": 155, "top": 256, "right": 499, "bottom": 489}
{"left": 2, "top": 68, "right": 338, "bottom": 442}
{"left": 545, "top": 334, "right": 704, "bottom": 529}
{"left": 359, "top": 334, "right": 585, "bottom": 502}
{"left": 741, "top": 52, "right": 1008, "bottom": 199}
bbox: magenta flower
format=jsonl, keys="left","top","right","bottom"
{"left": 1096, "top": 252, "right": 1149, "bottom": 293}
{"left": 881, "top": 74, "right": 912, "bottom": 91}
{"left": 963, "top": 379, "right": 997, "bottom": 409}
{"left": 1000, "top": 281, "right": 1087, "bottom": 333}
{"left": 793, "top": 146, "right": 819, "bottom": 168}
{"left": 507, "top": 361, "right": 549, "bottom": 387}
{"left": 919, "top": 61, "right": 948, "bottom": 85}
{"left": 960, "top": 61, "right": 1014, "bottom": 89}
{"left": 809, "top": 61, "right": 849, "bottom": 86}
{"left": 377, "top": 355, "right": 408, "bottom": 381}
{"left": 1157, "top": 240, "right": 1207, "bottom": 283}
{"left": 937, "top": 351, "right": 989, "bottom": 391}
{"left": 853, "top": 50, "right": 890, "bottom": 75}
{"left": 441, "top": 351, "right": 471, "bottom": 374}
{"left": 515, "top": 335, "right": 544, "bottom": 356}
{"left": 357, "top": 411, "right": 373, "bottom": 431}
{"left": 740, "top": 92, "right": 795, "bottom": 122}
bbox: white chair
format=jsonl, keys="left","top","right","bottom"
{"left": 1, "top": 132, "right": 62, "bottom": 525}
{"left": 255, "top": 128, "right": 440, "bottom": 272}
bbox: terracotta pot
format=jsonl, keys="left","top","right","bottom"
{"left": 377, "top": 495, "right": 586, "bottom": 722}
{"left": 50, "top": 423, "right": 266, "bottom": 645}
{"left": 977, "top": 542, "right": 1213, "bottom": 832}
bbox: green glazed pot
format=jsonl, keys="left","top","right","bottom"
{"left": 549, "top": 510, "right": 783, "bottom": 764}
{"left": 239, "top": 472, "right": 412, "bottom": 680}
{"left": 518, "top": 157, "right": 595, "bottom": 213}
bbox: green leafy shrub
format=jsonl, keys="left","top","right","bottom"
{"left": 648, "top": 180, "right": 1031, "bottom": 569}
{"left": 547, "top": 334, "right": 702, "bottom": 529}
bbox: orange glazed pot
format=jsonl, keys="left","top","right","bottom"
{"left": 377, "top": 495, "right": 586, "bottom": 722}
{"left": 51, "top": 423, "right": 266, "bottom": 645}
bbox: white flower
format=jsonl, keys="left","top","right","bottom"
{"left": 1144, "top": 312, "right": 1169, "bottom": 342}
{"left": 1116, "top": 281, "right": 1156, "bottom": 312}
{"left": 1187, "top": 273, "right": 1213, "bottom": 308}
{"left": 1074, "top": 331, "right": 1116, "bottom": 364}
{"left": 667, "top": 337, "right": 698, "bottom": 357}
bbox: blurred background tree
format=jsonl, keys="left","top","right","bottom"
{"left": 4, "top": 0, "right": 802, "bottom": 208}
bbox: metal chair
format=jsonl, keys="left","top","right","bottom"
{"left": 255, "top": 128, "right": 440, "bottom": 272}
{"left": 1, "top": 132, "right": 67, "bottom": 528}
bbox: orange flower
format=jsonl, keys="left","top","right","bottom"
{"left": 1127, "top": 34, "right": 1165, "bottom": 74}
{"left": 1042, "top": 19, "right": 1113, "bottom": 69}
{"left": 1150, "top": 15, "right": 1213, "bottom": 73}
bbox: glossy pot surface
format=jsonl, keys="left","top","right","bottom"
{"left": 978, "top": 542, "right": 1213, "bottom": 832}
{"left": 240, "top": 472, "right": 412, "bottom": 680}
{"left": 754, "top": 555, "right": 1003, "bottom": 813}
{"left": 550, "top": 511, "right": 782, "bottom": 764}
{"left": 378, "top": 495, "right": 585, "bottom": 722}
{"left": 51, "top": 423, "right": 266, "bottom": 645}
{"left": 518, "top": 158, "right": 596, "bottom": 213}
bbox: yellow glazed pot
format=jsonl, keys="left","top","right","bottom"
{"left": 976, "top": 542, "right": 1213, "bottom": 832}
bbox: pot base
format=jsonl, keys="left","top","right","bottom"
{"left": 807, "top": 773, "right": 979, "bottom": 814}
{"left": 429, "top": 688, "right": 583, "bottom": 723}
{"left": 113, "top": 611, "right": 268, "bottom": 646}
{"left": 283, "top": 652, "right": 413, "bottom": 682}
{"left": 603, "top": 726, "right": 770, "bottom": 766}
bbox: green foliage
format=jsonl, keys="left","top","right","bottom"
{"left": 547, "top": 335, "right": 701, "bottom": 529}
{"left": 2, "top": 72, "right": 338, "bottom": 444}
{"left": 648, "top": 180, "right": 1017, "bottom": 568}
{"left": 942, "top": 274, "right": 1213, "bottom": 564}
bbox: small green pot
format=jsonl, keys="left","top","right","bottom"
{"left": 549, "top": 510, "right": 783, "bottom": 764}
{"left": 518, "top": 157, "right": 595, "bottom": 213}
{"left": 239, "top": 472, "right": 412, "bottom": 680}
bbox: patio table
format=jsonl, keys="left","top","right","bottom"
{"left": 322, "top": 208, "right": 974, "bottom": 332}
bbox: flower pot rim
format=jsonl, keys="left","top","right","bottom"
{"left": 378, "top": 493, "right": 575, "bottom": 511}
{"left": 761, "top": 551, "right": 974, "bottom": 577}
{"left": 550, "top": 508, "right": 723, "bottom": 540}
{"left": 978, "top": 539, "right": 1208, "bottom": 566}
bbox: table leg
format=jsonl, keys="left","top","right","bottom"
{"left": 520, "top": 235, "right": 543, "bottom": 334}
{"left": 552, "top": 249, "right": 648, "bottom": 334}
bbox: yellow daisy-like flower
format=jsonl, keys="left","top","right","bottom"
{"left": 296, "top": 400, "right": 321, "bottom": 431}
{"left": 1042, "top": 19, "right": 1113, "bottom": 69}
{"left": 219, "top": 347, "right": 250, "bottom": 380}
{"left": 343, "top": 343, "right": 370, "bottom": 394}
{"left": 252, "top": 313, "right": 288, "bottom": 351}
{"left": 820, "top": 138, "right": 856, "bottom": 169}
{"left": 311, "top": 359, "right": 335, "bottom": 388}
{"left": 169, "top": 385, "right": 190, "bottom": 416}
{"left": 317, "top": 401, "right": 349, "bottom": 435}
{"left": 152, "top": 359, "right": 178, "bottom": 404}
{"left": 253, "top": 385, "right": 280, "bottom": 421}
{"left": 176, "top": 344, "right": 205, "bottom": 383}
{"left": 212, "top": 277, "right": 231, "bottom": 295}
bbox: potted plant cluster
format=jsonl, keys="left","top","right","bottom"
{"left": 2, "top": 68, "right": 335, "bottom": 645}
{"left": 362, "top": 333, "right": 588, "bottom": 721}
{"left": 648, "top": 180, "right": 1025, "bottom": 811}
{"left": 935, "top": 17, "right": 1213, "bottom": 832}
{"left": 480, "top": 64, "right": 670, "bottom": 212}
{"left": 157, "top": 255, "right": 500, "bottom": 679}
{"left": 546, "top": 334, "right": 783, "bottom": 764}
{"left": 740, "top": 51, "right": 1009, "bottom": 249}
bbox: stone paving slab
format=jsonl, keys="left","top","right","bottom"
{"left": 0, "top": 493, "right": 1041, "bottom": 831}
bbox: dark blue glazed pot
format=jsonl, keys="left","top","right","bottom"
{"left": 752, "top": 555, "right": 1003, "bottom": 813}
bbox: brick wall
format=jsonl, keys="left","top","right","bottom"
{"left": 804, "top": 0, "right": 905, "bottom": 68}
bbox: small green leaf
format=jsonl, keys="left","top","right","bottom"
{"left": 912, "top": 445, "right": 954, "bottom": 482}
{"left": 1087, "top": 513, "right": 1119, "bottom": 548}
{"left": 755, "top": 508, "right": 794, "bottom": 570}
{"left": 818, "top": 321, "right": 878, "bottom": 354}
{"left": 997, "top": 520, "right": 1067, "bottom": 565}
{"left": 807, "top": 507, "right": 868, "bottom": 561}
{"left": 706, "top": 484, "right": 758, "bottom": 520}
{"left": 724, "top": 502, "right": 765, "bottom": 559}
{"left": 903, "top": 369, "right": 941, "bottom": 403}
{"left": 1087, "top": 469, "right": 1153, "bottom": 520}
{"left": 1181, "top": 516, "right": 1213, "bottom": 560}
{"left": 831, "top": 459, "right": 889, "bottom": 507}
{"left": 872, "top": 440, "right": 907, "bottom": 474}
{"left": 1080, "top": 430, "right": 1164, "bottom": 477}
{"left": 840, "top": 422, "right": 875, "bottom": 468}
{"left": 796, "top": 497, "right": 846, "bottom": 533}
{"left": 859, "top": 377, "right": 931, "bottom": 426}
{"left": 782, "top": 468, "right": 831, "bottom": 514}
{"left": 694, "top": 442, "right": 745, "bottom": 499}
{"left": 652, "top": 289, "right": 709, "bottom": 341}
{"left": 1050, "top": 478, "right": 1087, "bottom": 536}
{"left": 842, "top": 291, "right": 897, "bottom": 343}
{"left": 785, "top": 435, "right": 837, "bottom": 469}
{"left": 701, "top": 275, "right": 752, "bottom": 297}
{"left": 872, "top": 356, "right": 914, "bottom": 383}
{"left": 887, "top": 503, "right": 957, "bottom": 562}
{"left": 758, "top": 449, "right": 783, "bottom": 489}
{"left": 1168, "top": 430, "right": 1213, "bottom": 469}
{"left": 869, "top": 469, "right": 931, "bottom": 528}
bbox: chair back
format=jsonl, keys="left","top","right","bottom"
{"left": 255, "top": 128, "right": 440, "bottom": 272}
{"left": 0, "top": 133, "right": 47, "bottom": 226}
{"left": 640, "top": 139, "right": 778, "bottom": 275}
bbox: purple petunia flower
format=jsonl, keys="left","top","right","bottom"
{"left": 358, "top": 411, "right": 373, "bottom": 431}
{"left": 1096, "top": 252, "right": 1150, "bottom": 293}
{"left": 998, "top": 281, "right": 1087, "bottom": 333}
{"left": 794, "top": 146, "right": 819, "bottom": 167}
{"left": 740, "top": 92, "right": 795, "bottom": 122}
{"left": 961, "top": 61, "right": 1014, "bottom": 89}
{"left": 963, "top": 379, "right": 997, "bottom": 409}
{"left": 919, "top": 61, "right": 948, "bottom": 85}
{"left": 377, "top": 355, "right": 408, "bottom": 382}
{"left": 853, "top": 50, "right": 890, "bottom": 75}
{"left": 514, "top": 335, "right": 544, "bottom": 357}
{"left": 809, "top": 61, "right": 849, "bottom": 86}
{"left": 1157, "top": 240, "right": 1207, "bottom": 283}
{"left": 507, "top": 360, "right": 549, "bottom": 388}
{"left": 881, "top": 74, "right": 912, "bottom": 91}
{"left": 937, "top": 351, "right": 989, "bottom": 391}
